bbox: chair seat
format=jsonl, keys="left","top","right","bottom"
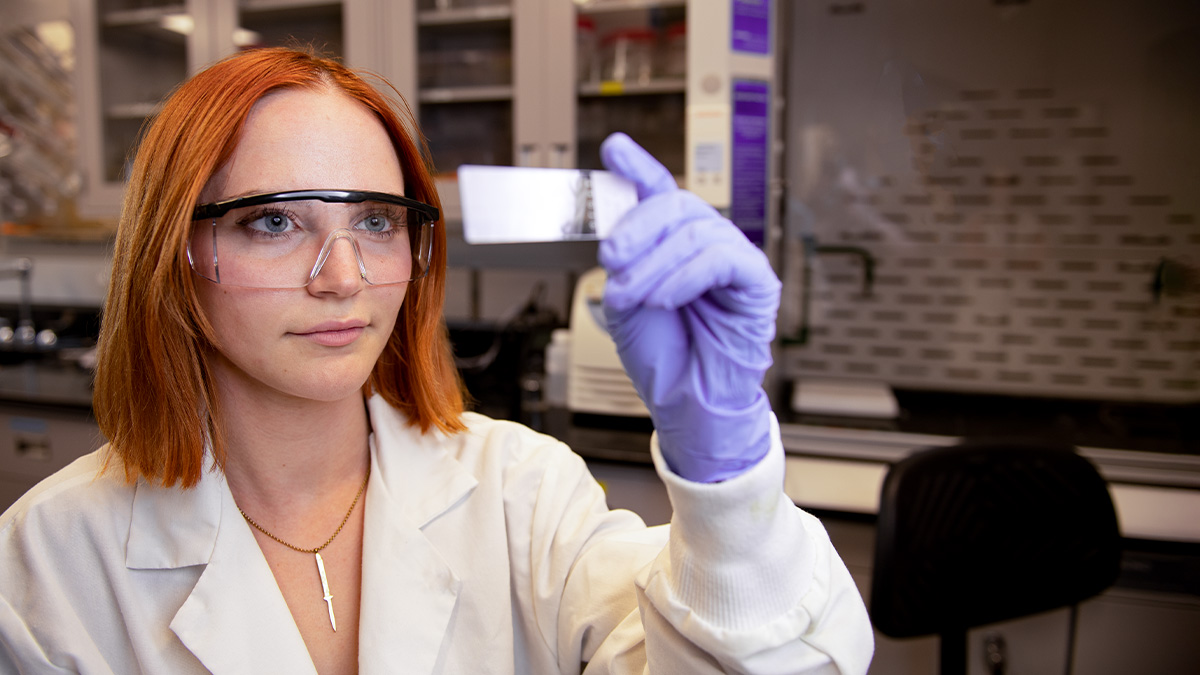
{"left": 870, "top": 441, "right": 1122, "bottom": 641}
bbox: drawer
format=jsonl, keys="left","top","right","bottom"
{"left": 0, "top": 408, "right": 103, "bottom": 483}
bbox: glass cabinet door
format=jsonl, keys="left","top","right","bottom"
{"left": 75, "top": 0, "right": 382, "bottom": 217}
{"left": 574, "top": 0, "right": 686, "bottom": 177}
{"left": 93, "top": 0, "right": 196, "bottom": 183}
{"left": 235, "top": 0, "right": 345, "bottom": 57}
{"left": 91, "top": 0, "right": 354, "bottom": 187}
{"left": 74, "top": 0, "right": 209, "bottom": 216}
{"left": 415, "top": 0, "right": 514, "bottom": 175}
{"left": 0, "top": 16, "right": 77, "bottom": 226}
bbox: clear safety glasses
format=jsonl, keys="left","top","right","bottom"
{"left": 188, "top": 189, "right": 438, "bottom": 289}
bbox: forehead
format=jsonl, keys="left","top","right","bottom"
{"left": 202, "top": 88, "right": 405, "bottom": 202}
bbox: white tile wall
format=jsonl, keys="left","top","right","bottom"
{"left": 783, "top": 0, "right": 1200, "bottom": 403}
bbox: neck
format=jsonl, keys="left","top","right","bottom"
{"left": 216, "top": 380, "right": 372, "bottom": 521}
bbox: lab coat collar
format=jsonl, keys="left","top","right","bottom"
{"left": 169, "top": 475, "right": 318, "bottom": 674}
{"left": 125, "top": 459, "right": 317, "bottom": 673}
{"left": 364, "top": 394, "right": 479, "bottom": 530}
{"left": 358, "top": 394, "right": 475, "bottom": 674}
{"left": 125, "top": 466, "right": 223, "bottom": 570}
{"left": 122, "top": 396, "right": 478, "bottom": 674}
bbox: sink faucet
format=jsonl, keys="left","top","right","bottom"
{"left": 812, "top": 244, "right": 876, "bottom": 297}
{"left": 0, "top": 257, "right": 35, "bottom": 345}
{"left": 784, "top": 240, "right": 877, "bottom": 346}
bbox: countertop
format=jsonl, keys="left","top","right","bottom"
{"left": 785, "top": 388, "right": 1199, "bottom": 458}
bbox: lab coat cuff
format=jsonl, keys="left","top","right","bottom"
{"left": 648, "top": 413, "right": 818, "bottom": 633}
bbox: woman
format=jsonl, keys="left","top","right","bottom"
{"left": 0, "top": 48, "right": 872, "bottom": 674}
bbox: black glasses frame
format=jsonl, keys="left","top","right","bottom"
{"left": 192, "top": 189, "right": 440, "bottom": 223}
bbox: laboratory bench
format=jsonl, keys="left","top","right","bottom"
{"left": 538, "top": 398, "right": 1200, "bottom": 675}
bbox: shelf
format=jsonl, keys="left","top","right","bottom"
{"left": 576, "top": 0, "right": 686, "bottom": 15}
{"left": 101, "top": 4, "right": 188, "bottom": 28}
{"left": 101, "top": 6, "right": 191, "bottom": 47}
{"left": 418, "top": 5, "right": 512, "bottom": 26}
{"left": 578, "top": 78, "right": 686, "bottom": 97}
{"left": 419, "top": 85, "right": 514, "bottom": 103}
{"left": 240, "top": 0, "right": 339, "bottom": 11}
{"left": 240, "top": 0, "right": 341, "bottom": 23}
{"left": 106, "top": 102, "right": 162, "bottom": 120}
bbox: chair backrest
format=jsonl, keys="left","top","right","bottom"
{"left": 870, "top": 441, "right": 1122, "bottom": 639}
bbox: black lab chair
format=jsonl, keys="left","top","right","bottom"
{"left": 869, "top": 441, "right": 1122, "bottom": 675}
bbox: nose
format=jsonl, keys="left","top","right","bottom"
{"left": 306, "top": 230, "right": 367, "bottom": 295}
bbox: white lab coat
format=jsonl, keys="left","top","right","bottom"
{"left": 0, "top": 395, "right": 873, "bottom": 674}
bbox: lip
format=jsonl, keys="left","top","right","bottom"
{"left": 294, "top": 319, "right": 369, "bottom": 347}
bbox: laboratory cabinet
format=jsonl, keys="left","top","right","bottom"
{"left": 0, "top": 402, "right": 103, "bottom": 513}
{"left": 72, "top": 0, "right": 782, "bottom": 232}
{"left": 71, "top": 0, "right": 206, "bottom": 216}
{"left": 408, "top": 0, "right": 780, "bottom": 325}
{"left": 404, "top": 0, "right": 780, "bottom": 231}
{"left": 70, "top": 0, "right": 400, "bottom": 218}
{"left": 406, "top": 0, "right": 688, "bottom": 178}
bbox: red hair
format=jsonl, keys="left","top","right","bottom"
{"left": 94, "top": 47, "right": 466, "bottom": 488}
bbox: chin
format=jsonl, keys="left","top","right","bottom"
{"left": 292, "top": 371, "right": 375, "bottom": 403}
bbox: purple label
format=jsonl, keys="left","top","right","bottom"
{"left": 732, "top": 0, "right": 771, "bottom": 55}
{"left": 731, "top": 79, "right": 769, "bottom": 246}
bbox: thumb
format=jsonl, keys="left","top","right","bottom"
{"left": 600, "top": 132, "right": 677, "bottom": 200}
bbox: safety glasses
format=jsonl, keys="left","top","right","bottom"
{"left": 189, "top": 189, "right": 439, "bottom": 289}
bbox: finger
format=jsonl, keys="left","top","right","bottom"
{"left": 600, "top": 132, "right": 677, "bottom": 200}
{"left": 603, "top": 218, "right": 756, "bottom": 311}
{"left": 598, "top": 190, "right": 716, "bottom": 272}
{"left": 647, "top": 236, "right": 779, "bottom": 312}
{"left": 679, "top": 298, "right": 775, "bottom": 387}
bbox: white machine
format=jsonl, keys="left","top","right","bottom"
{"left": 790, "top": 378, "right": 899, "bottom": 419}
{"left": 565, "top": 267, "right": 649, "bottom": 417}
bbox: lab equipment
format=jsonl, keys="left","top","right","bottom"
{"left": 658, "top": 21, "right": 687, "bottom": 79}
{"left": 598, "top": 133, "right": 781, "bottom": 483}
{"left": 576, "top": 16, "right": 599, "bottom": 84}
{"left": 0, "top": 258, "right": 51, "bottom": 350}
{"left": 542, "top": 328, "right": 570, "bottom": 408}
{"left": 565, "top": 267, "right": 648, "bottom": 418}
{"left": 599, "top": 29, "right": 654, "bottom": 84}
{"left": 791, "top": 378, "right": 898, "bottom": 419}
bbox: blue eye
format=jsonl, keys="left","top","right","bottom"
{"left": 246, "top": 211, "right": 295, "bottom": 234}
{"left": 355, "top": 205, "right": 407, "bottom": 236}
{"left": 360, "top": 214, "right": 391, "bottom": 233}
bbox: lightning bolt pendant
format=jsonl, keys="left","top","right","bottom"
{"left": 315, "top": 552, "right": 336, "bottom": 631}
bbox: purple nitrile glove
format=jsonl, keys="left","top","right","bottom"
{"left": 598, "top": 132, "right": 781, "bottom": 483}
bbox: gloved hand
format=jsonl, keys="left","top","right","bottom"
{"left": 599, "top": 133, "right": 781, "bottom": 483}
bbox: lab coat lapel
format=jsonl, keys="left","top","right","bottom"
{"left": 359, "top": 396, "right": 478, "bottom": 674}
{"left": 127, "top": 467, "right": 317, "bottom": 675}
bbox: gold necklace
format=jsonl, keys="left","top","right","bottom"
{"left": 237, "top": 465, "right": 370, "bottom": 632}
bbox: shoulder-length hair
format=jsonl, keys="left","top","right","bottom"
{"left": 94, "top": 47, "right": 466, "bottom": 488}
